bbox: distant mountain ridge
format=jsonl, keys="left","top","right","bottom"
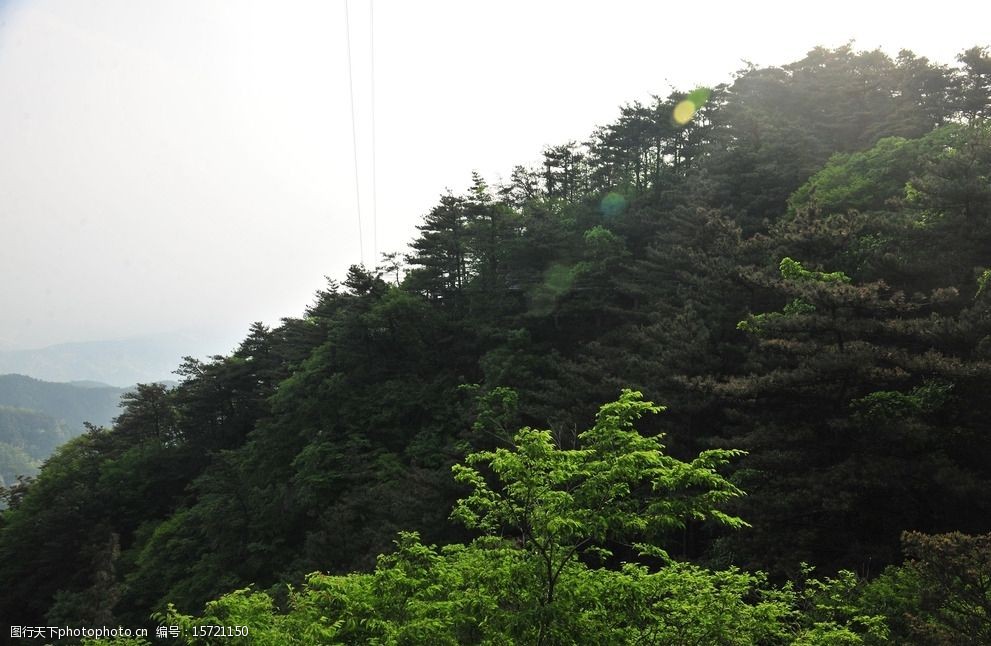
{"left": 0, "top": 331, "right": 236, "bottom": 386}
{"left": 0, "top": 374, "right": 127, "bottom": 432}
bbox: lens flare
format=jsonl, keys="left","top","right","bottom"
{"left": 600, "top": 192, "right": 627, "bottom": 217}
{"left": 673, "top": 88, "right": 712, "bottom": 125}
{"left": 673, "top": 100, "right": 697, "bottom": 125}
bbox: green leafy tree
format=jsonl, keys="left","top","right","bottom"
{"left": 451, "top": 389, "right": 747, "bottom": 643}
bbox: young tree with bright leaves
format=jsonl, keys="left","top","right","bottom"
{"left": 451, "top": 389, "right": 748, "bottom": 643}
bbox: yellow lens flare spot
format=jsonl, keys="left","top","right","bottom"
{"left": 673, "top": 100, "right": 697, "bottom": 125}
{"left": 672, "top": 87, "right": 712, "bottom": 126}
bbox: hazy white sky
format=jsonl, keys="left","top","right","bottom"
{"left": 1, "top": 0, "right": 988, "bottom": 352}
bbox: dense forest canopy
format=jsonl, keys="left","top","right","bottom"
{"left": 3, "top": 44, "right": 991, "bottom": 644}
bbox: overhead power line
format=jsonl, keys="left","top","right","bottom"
{"left": 344, "top": 0, "right": 364, "bottom": 265}
{"left": 342, "top": 0, "right": 378, "bottom": 267}
{"left": 370, "top": 0, "right": 378, "bottom": 260}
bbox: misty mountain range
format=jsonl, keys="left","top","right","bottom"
{"left": 0, "top": 331, "right": 237, "bottom": 387}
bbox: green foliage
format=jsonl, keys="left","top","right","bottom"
{"left": 458, "top": 391, "right": 752, "bottom": 641}
{"left": 978, "top": 268, "right": 991, "bottom": 297}
{"left": 169, "top": 542, "right": 893, "bottom": 645}
{"left": 165, "top": 391, "right": 886, "bottom": 645}
{"left": 452, "top": 389, "right": 747, "bottom": 630}
{"left": 778, "top": 257, "right": 851, "bottom": 283}
{"left": 161, "top": 584, "right": 343, "bottom": 646}
{"left": 737, "top": 298, "right": 816, "bottom": 335}
{"left": 850, "top": 381, "right": 952, "bottom": 422}
{"left": 787, "top": 136, "right": 932, "bottom": 217}
{"left": 168, "top": 539, "right": 807, "bottom": 645}
{"left": 790, "top": 566, "right": 890, "bottom": 645}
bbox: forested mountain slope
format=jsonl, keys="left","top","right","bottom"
{"left": 0, "top": 374, "right": 126, "bottom": 431}
{"left": 0, "top": 406, "right": 68, "bottom": 487}
{"left": 0, "top": 375, "right": 127, "bottom": 490}
{"left": 2, "top": 45, "right": 991, "bottom": 642}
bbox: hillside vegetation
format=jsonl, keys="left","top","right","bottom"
{"left": 4, "top": 44, "right": 991, "bottom": 644}
{"left": 0, "top": 376, "right": 126, "bottom": 489}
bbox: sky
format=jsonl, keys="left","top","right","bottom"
{"left": 1, "top": 0, "right": 989, "bottom": 354}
